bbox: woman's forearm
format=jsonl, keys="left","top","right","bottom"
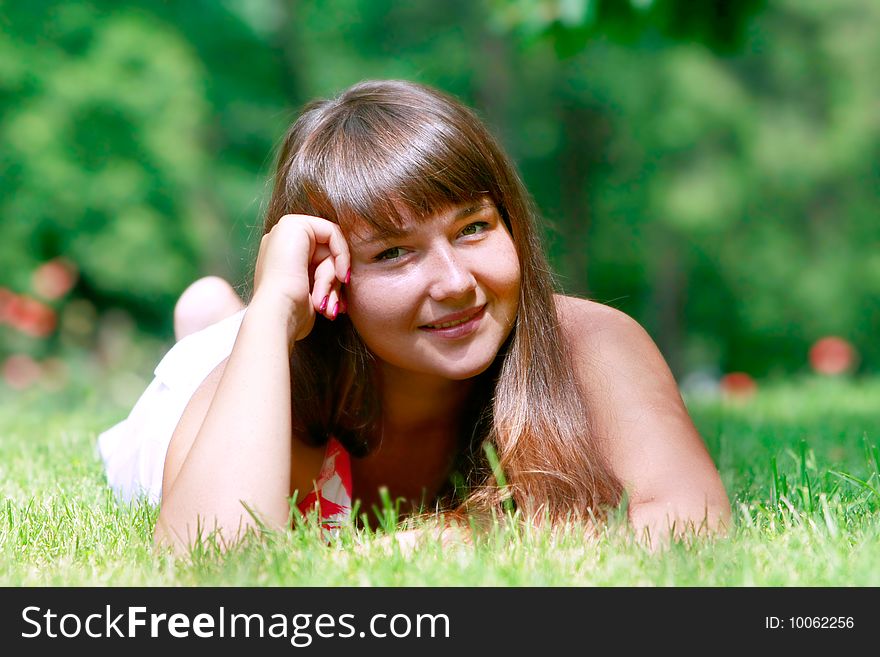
{"left": 155, "top": 299, "right": 295, "bottom": 547}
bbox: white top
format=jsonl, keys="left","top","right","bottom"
{"left": 97, "top": 309, "right": 247, "bottom": 503}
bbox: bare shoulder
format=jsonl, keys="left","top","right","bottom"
{"left": 554, "top": 294, "right": 669, "bottom": 384}
{"left": 554, "top": 293, "right": 624, "bottom": 325}
{"left": 553, "top": 293, "right": 683, "bottom": 420}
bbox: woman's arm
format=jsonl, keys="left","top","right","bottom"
{"left": 556, "top": 295, "right": 732, "bottom": 550}
{"left": 154, "top": 214, "right": 350, "bottom": 553}
{"left": 154, "top": 299, "right": 296, "bottom": 551}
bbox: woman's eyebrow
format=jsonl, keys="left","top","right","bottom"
{"left": 455, "top": 201, "right": 493, "bottom": 218}
{"left": 352, "top": 202, "right": 493, "bottom": 247}
{"left": 351, "top": 225, "right": 411, "bottom": 247}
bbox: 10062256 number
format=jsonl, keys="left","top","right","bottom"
{"left": 789, "top": 616, "right": 854, "bottom": 629}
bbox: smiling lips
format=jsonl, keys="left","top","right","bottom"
{"left": 419, "top": 305, "right": 486, "bottom": 332}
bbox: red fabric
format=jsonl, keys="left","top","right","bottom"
{"left": 295, "top": 437, "right": 352, "bottom": 528}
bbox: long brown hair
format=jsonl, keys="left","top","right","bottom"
{"left": 262, "top": 80, "right": 623, "bottom": 523}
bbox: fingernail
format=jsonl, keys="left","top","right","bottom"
{"left": 319, "top": 295, "right": 329, "bottom": 313}
{"left": 331, "top": 301, "right": 339, "bottom": 319}
{"left": 345, "top": 268, "right": 351, "bottom": 285}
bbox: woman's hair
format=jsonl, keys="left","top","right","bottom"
{"left": 262, "top": 79, "right": 623, "bottom": 523}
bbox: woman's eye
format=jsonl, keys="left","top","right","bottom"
{"left": 460, "top": 221, "right": 489, "bottom": 236}
{"left": 375, "top": 246, "right": 405, "bottom": 261}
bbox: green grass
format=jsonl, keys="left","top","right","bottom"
{"left": 2, "top": 376, "right": 879, "bottom": 585}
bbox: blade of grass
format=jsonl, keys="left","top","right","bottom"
{"left": 828, "top": 470, "right": 880, "bottom": 501}
{"left": 483, "top": 441, "right": 514, "bottom": 514}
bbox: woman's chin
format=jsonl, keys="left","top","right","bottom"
{"left": 375, "top": 341, "right": 505, "bottom": 382}
{"left": 430, "top": 354, "right": 498, "bottom": 381}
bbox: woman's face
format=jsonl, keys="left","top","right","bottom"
{"left": 344, "top": 199, "right": 520, "bottom": 381}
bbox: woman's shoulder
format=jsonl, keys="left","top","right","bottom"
{"left": 553, "top": 294, "right": 653, "bottom": 355}
{"left": 554, "top": 294, "right": 627, "bottom": 324}
{"left": 553, "top": 294, "right": 677, "bottom": 393}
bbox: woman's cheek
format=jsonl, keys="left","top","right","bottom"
{"left": 493, "top": 243, "right": 520, "bottom": 297}
{"left": 345, "top": 272, "right": 415, "bottom": 333}
{"left": 494, "top": 245, "right": 521, "bottom": 329}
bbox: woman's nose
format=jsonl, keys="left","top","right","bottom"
{"left": 427, "top": 247, "right": 477, "bottom": 301}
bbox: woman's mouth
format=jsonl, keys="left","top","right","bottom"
{"left": 419, "top": 305, "right": 486, "bottom": 338}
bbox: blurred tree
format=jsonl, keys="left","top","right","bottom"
{"left": 0, "top": 0, "right": 294, "bottom": 334}
{"left": 485, "top": 0, "right": 764, "bottom": 54}
{"left": 574, "top": 0, "right": 880, "bottom": 375}
{"left": 1, "top": 3, "right": 209, "bottom": 324}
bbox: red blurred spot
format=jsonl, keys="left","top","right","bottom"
{"left": 720, "top": 372, "right": 756, "bottom": 398}
{"left": 5, "top": 295, "right": 57, "bottom": 337}
{"left": 32, "top": 258, "right": 78, "bottom": 300}
{"left": 0, "top": 287, "right": 15, "bottom": 324}
{"left": 2, "top": 354, "right": 42, "bottom": 390}
{"left": 809, "top": 336, "right": 855, "bottom": 375}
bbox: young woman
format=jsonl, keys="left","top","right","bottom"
{"left": 98, "top": 79, "right": 731, "bottom": 552}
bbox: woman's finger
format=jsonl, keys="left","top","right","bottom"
{"left": 311, "top": 256, "right": 339, "bottom": 317}
{"left": 327, "top": 286, "right": 342, "bottom": 320}
{"left": 303, "top": 217, "right": 351, "bottom": 284}
{"left": 310, "top": 243, "right": 333, "bottom": 268}
{"left": 321, "top": 282, "right": 344, "bottom": 320}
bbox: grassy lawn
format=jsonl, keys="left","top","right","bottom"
{"left": 1, "top": 376, "right": 879, "bottom": 586}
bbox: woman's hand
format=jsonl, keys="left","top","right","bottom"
{"left": 360, "top": 525, "right": 473, "bottom": 557}
{"left": 252, "top": 214, "right": 351, "bottom": 346}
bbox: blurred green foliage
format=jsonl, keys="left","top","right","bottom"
{"left": 1, "top": 0, "right": 878, "bottom": 378}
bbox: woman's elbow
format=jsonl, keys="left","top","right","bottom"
{"left": 628, "top": 494, "right": 732, "bottom": 551}
{"left": 152, "top": 506, "right": 249, "bottom": 557}
{"left": 152, "top": 510, "right": 194, "bottom": 557}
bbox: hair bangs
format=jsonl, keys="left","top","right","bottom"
{"left": 290, "top": 100, "right": 499, "bottom": 238}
